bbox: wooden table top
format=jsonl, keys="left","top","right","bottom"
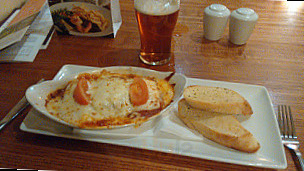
{"left": 0, "top": 0, "right": 303, "bottom": 170}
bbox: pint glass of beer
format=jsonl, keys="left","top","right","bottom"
{"left": 135, "top": 0, "right": 180, "bottom": 65}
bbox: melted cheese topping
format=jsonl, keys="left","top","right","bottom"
{"left": 45, "top": 70, "right": 174, "bottom": 129}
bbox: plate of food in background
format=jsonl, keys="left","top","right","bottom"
{"left": 98, "top": 0, "right": 111, "bottom": 7}
{"left": 50, "top": 2, "right": 113, "bottom": 37}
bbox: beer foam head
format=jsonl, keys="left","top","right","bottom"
{"left": 135, "top": 0, "right": 180, "bottom": 16}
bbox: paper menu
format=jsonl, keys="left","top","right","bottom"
{"left": 0, "top": 0, "right": 47, "bottom": 40}
{"left": 0, "top": 3, "right": 54, "bottom": 62}
{"left": 0, "top": 0, "right": 26, "bottom": 23}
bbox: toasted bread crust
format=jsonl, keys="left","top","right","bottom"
{"left": 178, "top": 99, "right": 260, "bottom": 153}
{"left": 183, "top": 85, "right": 253, "bottom": 115}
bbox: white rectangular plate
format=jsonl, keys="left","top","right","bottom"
{"left": 20, "top": 64, "right": 287, "bottom": 169}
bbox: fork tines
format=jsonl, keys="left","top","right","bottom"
{"left": 278, "top": 105, "right": 297, "bottom": 140}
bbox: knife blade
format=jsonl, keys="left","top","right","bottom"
{"left": 0, "top": 79, "right": 44, "bottom": 131}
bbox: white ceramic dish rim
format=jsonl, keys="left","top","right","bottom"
{"left": 50, "top": 2, "right": 113, "bottom": 37}
{"left": 25, "top": 66, "right": 187, "bottom": 130}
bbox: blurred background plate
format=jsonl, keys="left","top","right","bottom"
{"left": 50, "top": 2, "right": 113, "bottom": 37}
{"left": 98, "top": 0, "right": 110, "bottom": 6}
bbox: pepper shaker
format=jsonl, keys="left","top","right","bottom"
{"left": 229, "top": 8, "right": 258, "bottom": 45}
{"left": 203, "top": 4, "right": 230, "bottom": 41}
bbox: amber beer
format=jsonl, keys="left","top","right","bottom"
{"left": 135, "top": 0, "right": 180, "bottom": 65}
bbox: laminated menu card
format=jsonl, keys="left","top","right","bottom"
{"left": 49, "top": 0, "right": 121, "bottom": 37}
{"left": 0, "top": 0, "right": 54, "bottom": 62}
{"left": 0, "top": 0, "right": 46, "bottom": 50}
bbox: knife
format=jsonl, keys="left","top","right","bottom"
{"left": 0, "top": 79, "right": 44, "bottom": 131}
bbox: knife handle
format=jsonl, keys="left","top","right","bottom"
{"left": 0, "top": 96, "right": 30, "bottom": 131}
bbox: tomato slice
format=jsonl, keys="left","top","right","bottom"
{"left": 129, "top": 77, "right": 149, "bottom": 106}
{"left": 73, "top": 77, "right": 90, "bottom": 105}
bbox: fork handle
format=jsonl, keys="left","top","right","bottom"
{"left": 292, "top": 148, "right": 304, "bottom": 171}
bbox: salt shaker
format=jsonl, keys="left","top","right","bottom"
{"left": 203, "top": 4, "right": 230, "bottom": 41}
{"left": 229, "top": 8, "right": 258, "bottom": 45}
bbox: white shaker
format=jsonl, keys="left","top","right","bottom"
{"left": 203, "top": 4, "right": 230, "bottom": 41}
{"left": 229, "top": 8, "right": 258, "bottom": 45}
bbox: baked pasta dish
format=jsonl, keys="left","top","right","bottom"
{"left": 45, "top": 70, "right": 175, "bottom": 129}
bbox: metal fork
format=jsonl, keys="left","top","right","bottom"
{"left": 278, "top": 105, "right": 304, "bottom": 170}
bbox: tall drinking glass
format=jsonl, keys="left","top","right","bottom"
{"left": 135, "top": 0, "right": 180, "bottom": 65}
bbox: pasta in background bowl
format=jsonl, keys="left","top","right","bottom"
{"left": 50, "top": 2, "right": 113, "bottom": 37}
